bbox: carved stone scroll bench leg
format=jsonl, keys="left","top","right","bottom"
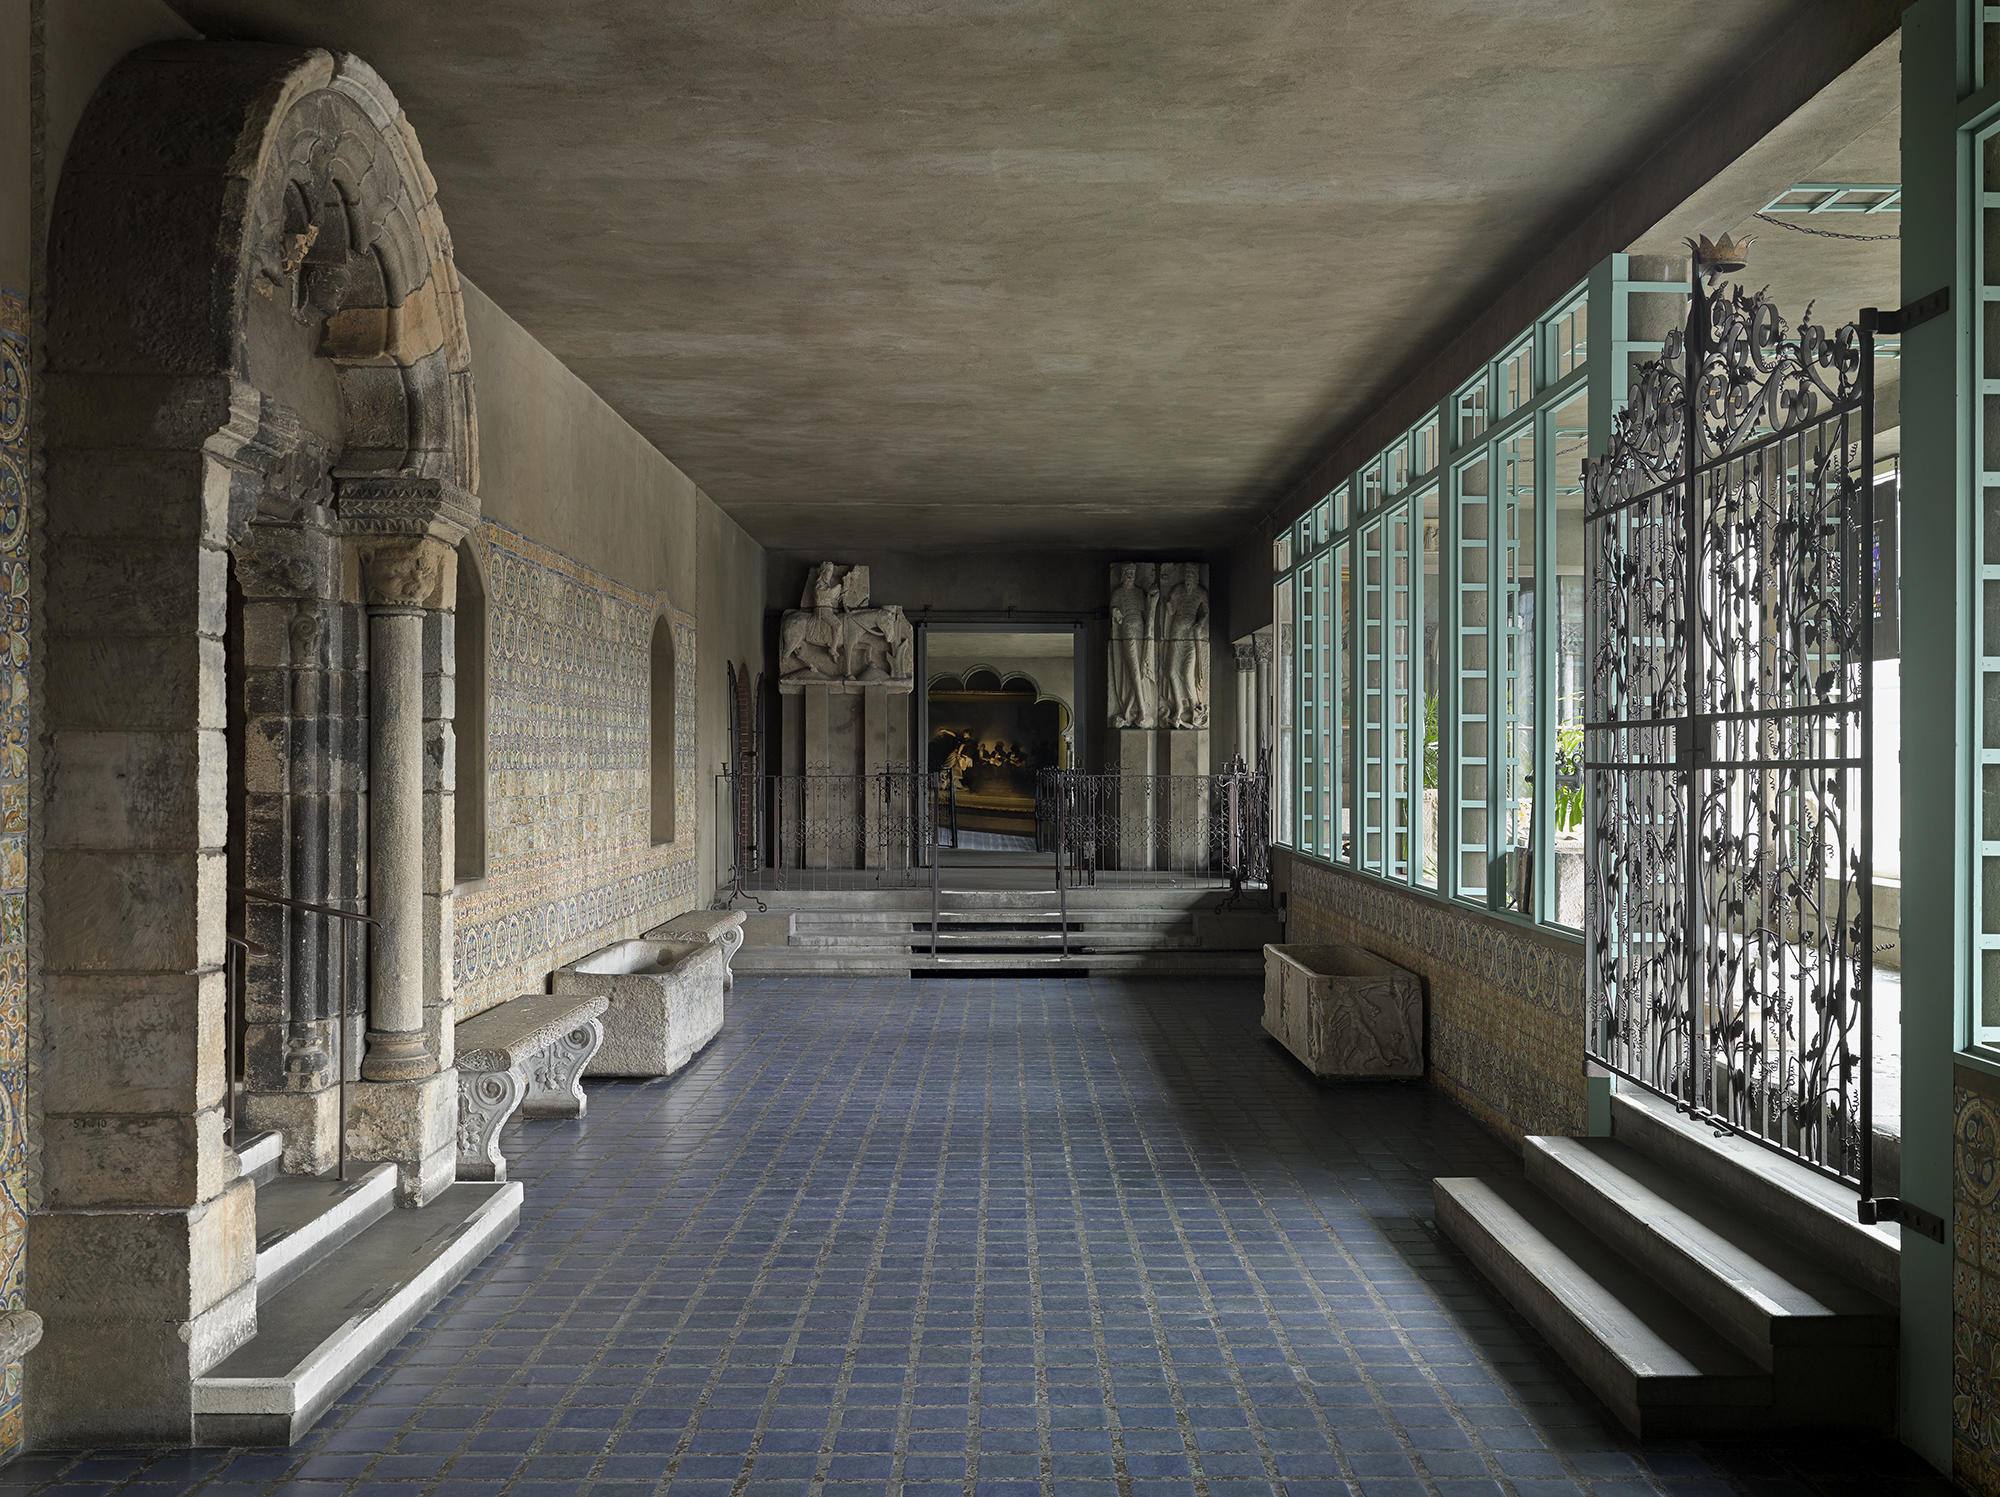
{"left": 457, "top": 1065, "right": 525, "bottom": 1182}
{"left": 520, "top": 1018, "right": 605, "bottom": 1120}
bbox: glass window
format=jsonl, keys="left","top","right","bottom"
{"left": 1412, "top": 414, "right": 1440, "bottom": 480}
{"left": 1334, "top": 479, "right": 1351, "bottom": 533}
{"left": 1360, "top": 520, "right": 1386, "bottom": 872}
{"left": 1297, "top": 562, "right": 1321, "bottom": 857}
{"left": 1312, "top": 495, "right": 1332, "bottom": 548}
{"left": 1386, "top": 439, "right": 1410, "bottom": 498}
{"left": 1455, "top": 374, "right": 1489, "bottom": 449}
{"left": 1316, "top": 553, "right": 1337, "bottom": 854}
{"left": 1387, "top": 504, "right": 1415, "bottom": 882}
{"left": 1546, "top": 392, "right": 1590, "bottom": 927}
{"left": 1361, "top": 458, "right": 1385, "bottom": 514}
{"left": 1547, "top": 292, "right": 1588, "bottom": 383}
{"left": 1274, "top": 534, "right": 1292, "bottom": 573}
{"left": 1452, "top": 452, "right": 1491, "bottom": 899}
{"left": 1418, "top": 487, "right": 1441, "bottom": 889}
{"left": 1274, "top": 575, "right": 1294, "bottom": 845}
{"left": 1335, "top": 541, "right": 1353, "bottom": 862}
{"left": 1497, "top": 429, "right": 1537, "bottom": 912}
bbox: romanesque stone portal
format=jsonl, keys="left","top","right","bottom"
{"left": 38, "top": 42, "right": 474, "bottom": 1441}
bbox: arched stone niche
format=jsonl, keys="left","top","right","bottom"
{"left": 37, "top": 42, "right": 476, "bottom": 1443}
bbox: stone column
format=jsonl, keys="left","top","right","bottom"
{"left": 1233, "top": 640, "right": 1258, "bottom": 762}
{"left": 1253, "top": 631, "right": 1274, "bottom": 763}
{"left": 361, "top": 544, "right": 436, "bottom": 1078}
{"left": 1117, "top": 728, "right": 1158, "bottom": 871}
{"left": 344, "top": 536, "right": 458, "bottom": 1204}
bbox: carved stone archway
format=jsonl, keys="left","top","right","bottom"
{"left": 37, "top": 42, "right": 476, "bottom": 1443}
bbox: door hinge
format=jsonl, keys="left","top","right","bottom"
{"left": 1861, "top": 288, "right": 1951, "bottom": 338}
{"left": 1858, "top": 1195, "right": 1945, "bottom": 1243}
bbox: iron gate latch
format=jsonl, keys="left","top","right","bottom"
{"left": 1858, "top": 1194, "right": 1946, "bottom": 1243}
{"left": 1860, "top": 287, "right": 1951, "bottom": 338}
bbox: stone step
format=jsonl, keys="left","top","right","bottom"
{"left": 1609, "top": 1087, "right": 1899, "bottom": 1305}
{"left": 234, "top": 1131, "right": 286, "bottom": 1188}
{"left": 252, "top": 1164, "right": 399, "bottom": 1304}
{"left": 736, "top": 947, "right": 1263, "bottom": 976}
{"left": 1523, "top": 1138, "right": 1895, "bottom": 1398}
{"left": 193, "top": 1182, "right": 522, "bottom": 1445}
{"left": 1433, "top": 1174, "right": 1770, "bottom": 1437}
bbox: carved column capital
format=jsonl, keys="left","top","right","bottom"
{"left": 360, "top": 534, "right": 453, "bottom": 610}
{"left": 1233, "top": 640, "right": 1258, "bottom": 672}
{"left": 1253, "top": 632, "right": 1274, "bottom": 663}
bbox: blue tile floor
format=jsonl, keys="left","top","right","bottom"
{"left": 6, "top": 975, "right": 1953, "bottom": 1496}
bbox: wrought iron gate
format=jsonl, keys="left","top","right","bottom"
{"left": 1583, "top": 260, "right": 1877, "bottom": 1187}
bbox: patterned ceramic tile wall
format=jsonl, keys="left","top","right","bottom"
{"left": 1956, "top": 1064, "right": 2000, "bottom": 1496}
{"left": 452, "top": 521, "right": 698, "bottom": 1019}
{"left": 0, "top": 286, "right": 27, "bottom": 1458}
{"left": 1286, "top": 857, "right": 1587, "bottom": 1142}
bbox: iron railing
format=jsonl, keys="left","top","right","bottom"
{"left": 718, "top": 768, "right": 940, "bottom": 898}
{"left": 1038, "top": 759, "right": 1270, "bottom": 891}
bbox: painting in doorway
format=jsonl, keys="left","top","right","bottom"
{"left": 928, "top": 669, "right": 1068, "bottom": 841}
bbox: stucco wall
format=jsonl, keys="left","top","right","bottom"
{"left": 1278, "top": 852, "right": 1588, "bottom": 1143}
{"left": 453, "top": 283, "right": 762, "bottom": 1014}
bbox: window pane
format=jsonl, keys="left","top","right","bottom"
{"left": 1412, "top": 414, "right": 1439, "bottom": 479}
{"left": 1453, "top": 453, "right": 1491, "bottom": 898}
{"left": 1548, "top": 292, "right": 1588, "bottom": 382}
{"left": 1418, "top": 487, "right": 1441, "bottom": 889}
{"left": 1362, "top": 459, "right": 1385, "bottom": 514}
{"left": 1499, "top": 429, "right": 1537, "bottom": 912}
{"left": 1548, "top": 393, "right": 1589, "bottom": 927}
{"left": 1455, "top": 375, "right": 1489, "bottom": 449}
{"left": 1274, "top": 534, "right": 1292, "bottom": 573}
{"left": 1274, "top": 576, "right": 1294, "bottom": 844}
{"left": 1387, "top": 439, "right": 1410, "bottom": 498}
{"left": 1498, "top": 337, "right": 1533, "bottom": 417}
{"left": 1334, "top": 480, "right": 1350, "bottom": 533}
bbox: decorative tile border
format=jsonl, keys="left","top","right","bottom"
{"left": 452, "top": 520, "right": 698, "bottom": 1019}
{"left": 0, "top": 284, "right": 25, "bottom": 1459}
{"left": 1286, "top": 857, "right": 1587, "bottom": 1142}
{"left": 1956, "top": 1064, "right": 2000, "bottom": 1497}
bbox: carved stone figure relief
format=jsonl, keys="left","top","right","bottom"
{"left": 779, "top": 563, "right": 914, "bottom": 690}
{"left": 1108, "top": 561, "right": 1208, "bottom": 730}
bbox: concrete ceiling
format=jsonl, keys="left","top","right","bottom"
{"left": 170, "top": 0, "right": 1819, "bottom": 552}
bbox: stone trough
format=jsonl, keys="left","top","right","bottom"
{"left": 554, "top": 938, "right": 726, "bottom": 1078}
{"left": 1262, "top": 942, "right": 1424, "bottom": 1080}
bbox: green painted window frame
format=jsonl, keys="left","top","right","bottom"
{"left": 1272, "top": 266, "right": 1641, "bottom": 938}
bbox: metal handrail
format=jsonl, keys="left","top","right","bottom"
{"left": 234, "top": 886, "right": 377, "bottom": 1182}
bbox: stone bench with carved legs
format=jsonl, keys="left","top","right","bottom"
{"left": 455, "top": 992, "right": 609, "bottom": 1182}
{"left": 642, "top": 909, "right": 747, "bottom": 991}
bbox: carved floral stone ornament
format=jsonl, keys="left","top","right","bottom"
{"left": 361, "top": 535, "right": 451, "bottom": 609}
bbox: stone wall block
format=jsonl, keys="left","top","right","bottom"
{"left": 240, "top": 713, "right": 288, "bottom": 796}
{"left": 45, "top": 635, "right": 225, "bottom": 732}
{"left": 43, "top": 848, "right": 224, "bottom": 974}
{"left": 345, "top": 1070, "right": 457, "bottom": 1205}
{"left": 235, "top": 599, "right": 296, "bottom": 670}
{"left": 46, "top": 540, "right": 223, "bottom": 638}
{"left": 424, "top": 719, "right": 455, "bottom": 794}
{"left": 45, "top": 730, "right": 223, "bottom": 850}
{"left": 423, "top": 889, "right": 453, "bottom": 1026}
{"left": 421, "top": 608, "right": 454, "bottom": 677}
{"left": 42, "top": 373, "right": 238, "bottom": 455}
{"left": 424, "top": 791, "right": 452, "bottom": 893}
{"left": 46, "top": 450, "right": 220, "bottom": 543}
{"left": 238, "top": 790, "right": 291, "bottom": 896}
{"left": 37, "top": 1106, "right": 231, "bottom": 1211}
{"left": 39, "top": 971, "right": 225, "bottom": 1116}
{"left": 423, "top": 669, "right": 454, "bottom": 723}
{"left": 239, "top": 663, "right": 290, "bottom": 722}
{"left": 233, "top": 526, "right": 340, "bottom": 604}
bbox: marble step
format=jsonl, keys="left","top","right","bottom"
{"left": 1434, "top": 1174, "right": 1770, "bottom": 1437}
{"left": 194, "top": 1182, "right": 522, "bottom": 1445}
{"left": 1525, "top": 1137, "right": 1895, "bottom": 1371}
{"left": 1609, "top": 1087, "right": 1900, "bottom": 1305}
{"left": 234, "top": 1131, "right": 286, "bottom": 1187}
{"left": 252, "top": 1164, "right": 398, "bottom": 1304}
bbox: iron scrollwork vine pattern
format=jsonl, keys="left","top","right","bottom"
{"left": 1585, "top": 270, "right": 1872, "bottom": 1182}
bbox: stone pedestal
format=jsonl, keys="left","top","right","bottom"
{"left": 1165, "top": 728, "right": 1211, "bottom": 870}
{"left": 1117, "top": 728, "right": 1158, "bottom": 871}
{"left": 345, "top": 1070, "right": 459, "bottom": 1206}
{"left": 779, "top": 680, "right": 912, "bottom": 871}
